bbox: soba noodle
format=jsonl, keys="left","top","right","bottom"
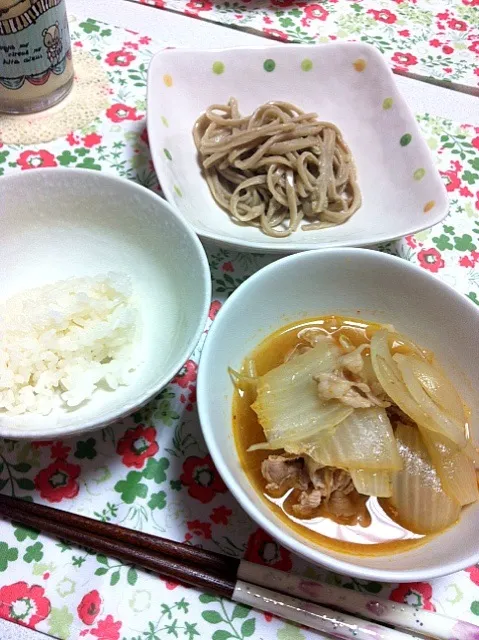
{"left": 193, "top": 98, "right": 361, "bottom": 238}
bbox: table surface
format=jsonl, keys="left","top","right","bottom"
{"left": 0, "top": 1, "right": 478, "bottom": 639}
{"left": 0, "top": 619, "right": 50, "bottom": 639}
{"left": 120, "top": 0, "right": 479, "bottom": 92}
{"left": 90, "top": 0, "right": 478, "bottom": 123}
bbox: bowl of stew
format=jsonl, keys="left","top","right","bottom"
{"left": 197, "top": 248, "right": 479, "bottom": 582}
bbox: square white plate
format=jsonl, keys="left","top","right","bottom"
{"left": 147, "top": 43, "right": 448, "bottom": 253}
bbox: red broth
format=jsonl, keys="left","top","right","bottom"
{"left": 232, "top": 316, "right": 432, "bottom": 556}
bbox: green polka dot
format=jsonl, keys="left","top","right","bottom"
{"left": 263, "top": 59, "right": 276, "bottom": 72}
{"left": 212, "top": 61, "right": 225, "bottom": 75}
{"left": 174, "top": 185, "right": 182, "bottom": 197}
{"left": 382, "top": 97, "right": 393, "bottom": 110}
{"left": 400, "top": 133, "right": 412, "bottom": 147}
{"left": 161, "top": 116, "right": 169, "bottom": 128}
{"left": 414, "top": 168, "right": 425, "bottom": 181}
{"left": 301, "top": 59, "right": 313, "bottom": 72}
{"left": 163, "top": 148, "right": 172, "bottom": 161}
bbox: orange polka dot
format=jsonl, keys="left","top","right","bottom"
{"left": 353, "top": 58, "right": 366, "bottom": 72}
{"left": 423, "top": 200, "right": 435, "bottom": 213}
{"left": 163, "top": 74, "right": 173, "bottom": 87}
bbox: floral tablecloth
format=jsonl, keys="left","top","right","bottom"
{"left": 1, "top": 16, "right": 479, "bottom": 640}
{"left": 135, "top": 0, "right": 479, "bottom": 90}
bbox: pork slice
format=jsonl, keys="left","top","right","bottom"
{"left": 339, "top": 344, "right": 369, "bottom": 375}
{"left": 261, "top": 455, "right": 309, "bottom": 493}
{"left": 307, "top": 464, "right": 354, "bottom": 501}
{"left": 315, "top": 372, "right": 390, "bottom": 409}
{"left": 328, "top": 490, "right": 362, "bottom": 519}
{"left": 292, "top": 463, "right": 356, "bottom": 518}
{"left": 297, "top": 327, "right": 333, "bottom": 347}
{"left": 292, "top": 489, "right": 323, "bottom": 517}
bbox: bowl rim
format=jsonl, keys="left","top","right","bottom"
{"left": 0, "top": 168, "right": 212, "bottom": 440}
{"left": 147, "top": 42, "right": 448, "bottom": 254}
{"left": 197, "top": 247, "right": 479, "bottom": 582}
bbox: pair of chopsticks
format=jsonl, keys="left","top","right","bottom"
{"left": 0, "top": 494, "right": 476, "bottom": 640}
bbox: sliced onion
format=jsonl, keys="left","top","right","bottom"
{"left": 371, "top": 332, "right": 435, "bottom": 428}
{"left": 464, "top": 439, "right": 479, "bottom": 466}
{"left": 338, "top": 335, "right": 354, "bottom": 352}
{"left": 390, "top": 423, "right": 461, "bottom": 534}
{"left": 390, "top": 331, "right": 431, "bottom": 360}
{"left": 304, "top": 407, "right": 402, "bottom": 471}
{"left": 245, "top": 358, "right": 258, "bottom": 378}
{"left": 360, "top": 351, "right": 379, "bottom": 387}
{"left": 408, "top": 355, "right": 465, "bottom": 424}
{"left": 350, "top": 469, "right": 392, "bottom": 497}
{"left": 370, "top": 330, "right": 466, "bottom": 447}
{"left": 420, "top": 428, "right": 479, "bottom": 506}
{"left": 247, "top": 441, "right": 286, "bottom": 452}
{"left": 229, "top": 367, "right": 258, "bottom": 392}
{"left": 394, "top": 354, "right": 466, "bottom": 447}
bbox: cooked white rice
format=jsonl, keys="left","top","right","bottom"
{"left": 0, "top": 273, "right": 138, "bottom": 416}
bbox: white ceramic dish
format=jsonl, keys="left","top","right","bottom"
{"left": 0, "top": 169, "right": 210, "bottom": 439}
{"left": 147, "top": 43, "right": 448, "bottom": 253}
{"left": 197, "top": 248, "right": 479, "bottom": 582}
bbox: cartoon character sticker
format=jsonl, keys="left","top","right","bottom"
{"left": 42, "top": 22, "right": 62, "bottom": 67}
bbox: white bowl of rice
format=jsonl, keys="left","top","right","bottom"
{"left": 0, "top": 169, "right": 210, "bottom": 439}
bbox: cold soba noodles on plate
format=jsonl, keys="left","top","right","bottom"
{"left": 193, "top": 99, "right": 361, "bottom": 238}
{"left": 231, "top": 316, "right": 479, "bottom": 555}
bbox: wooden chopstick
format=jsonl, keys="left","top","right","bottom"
{"left": 0, "top": 496, "right": 235, "bottom": 597}
{"left": 0, "top": 494, "right": 416, "bottom": 640}
{"left": 0, "top": 493, "right": 238, "bottom": 579}
{"left": 2, "top": 494, "right": 476, "bottom": 640}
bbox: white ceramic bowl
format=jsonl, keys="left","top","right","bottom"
{"left": 148, "top": 43, "right": 448, "bottom": 253}
{"left": 197, "top": 248, "right": 479, "bottom": 582}
{"left": 0, "top": 169, "right": 210, "bottom": 439}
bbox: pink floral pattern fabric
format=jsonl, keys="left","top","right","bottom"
{"left": 135, "top": 0, "right": 479, "bottom": 88}
{"left": 0, "top": 16, "right": 478, "bottom": 640}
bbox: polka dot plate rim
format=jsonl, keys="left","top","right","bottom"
{"left": 147, "top": 42, "right": 448, "bottom": 254}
